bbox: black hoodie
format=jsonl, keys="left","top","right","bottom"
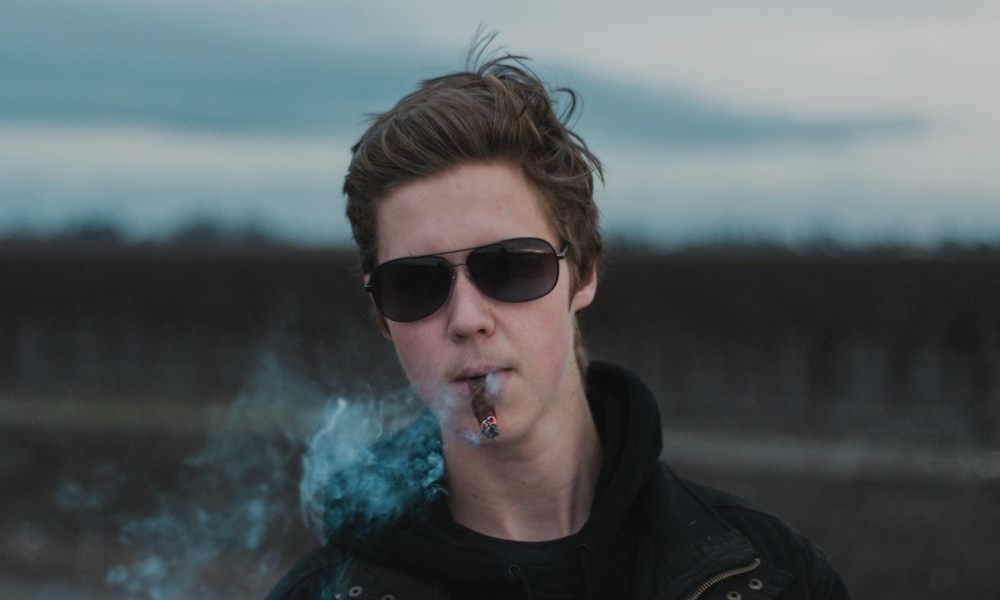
{"left": 266, "top": 363, "right": 849, "bottom": 600}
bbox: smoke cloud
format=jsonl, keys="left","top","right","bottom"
{"left": 47, "top": 345, "right": 440, "bottom": 599}
{"left": 302, "top": 400, "right": 444, "bottom": 543}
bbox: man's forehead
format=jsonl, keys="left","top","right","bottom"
{"left": 373, "top": 163, "right": 555, "bottom": 261}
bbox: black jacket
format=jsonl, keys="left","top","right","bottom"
{"left": 266, "top": 363, "right": 849, "bottom": 599}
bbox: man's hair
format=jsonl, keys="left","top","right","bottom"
{"left": 344, "top": 46, "right": 603, "bottom": 373}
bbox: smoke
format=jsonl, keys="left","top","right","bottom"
{"left": 484, "top": 371, "right": 500, "bottom": 396}
{"left": 97, "top": 352, "right": 308, "bottom": 599}
{"left": 53, "top": 461, "right": 126, "bottom": 513}
{"left": 50, "top": 344, "right": 439, "bottom": 599}
{"left": 300, "top": 398, "right": 445, "bottom": 544}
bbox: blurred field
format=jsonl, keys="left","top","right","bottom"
{"left": 1, "top": 237, "right": 999, "bottom": 598}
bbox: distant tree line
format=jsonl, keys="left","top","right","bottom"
{"left": 2, "top": 234, "right": 998, "bottom": 444}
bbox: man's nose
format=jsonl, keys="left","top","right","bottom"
{"left": 445, "top": 267, "right": 496, "bottom": 339}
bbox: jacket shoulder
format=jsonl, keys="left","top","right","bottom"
{"left": 669, "top": 468, "right": 850, "bottom": 599}
{"left": 265, "top": 544, "right": 449, "bottom": 600}
{"left": 265, "top": 545, "right": 350, "bottom": 600}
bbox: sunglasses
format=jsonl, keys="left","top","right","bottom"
{"left": 365, "top": 237, "right": 568, "bottom": 323}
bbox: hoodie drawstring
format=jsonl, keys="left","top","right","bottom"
{"left": 508, "top": 564, "right": 534, "bottom": 600}
{"left": 575, "top": 544, "right": 594, "bottom": 600}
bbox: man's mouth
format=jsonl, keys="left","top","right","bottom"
{"left": 453, "top": 368, "right": 508, "bottom": 395}
{"left": 456, "top": 368, "right": 500, "bottom": 380}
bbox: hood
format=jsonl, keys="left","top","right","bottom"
{"left": 323, "top": 362, "right": 664, "bottom": 598}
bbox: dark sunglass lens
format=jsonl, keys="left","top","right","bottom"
{"left": 468, "top": 238, "right": 559, "bottom": 303}
{"left": 372, "top": 257, "right": 453, "bottom": 322}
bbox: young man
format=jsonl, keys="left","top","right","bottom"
{"left": 267, "top": 52, "right": 848, "bottom": 599}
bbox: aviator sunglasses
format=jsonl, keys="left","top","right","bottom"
{"left": 365, "top": 237, "right": 568, "bottom": 323}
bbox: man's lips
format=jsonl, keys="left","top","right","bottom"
{"left": 453, "top": 366, "right": 510, "bottom": 381}
{"left": 450, "top": 367, "right": 511, "bottom": 397}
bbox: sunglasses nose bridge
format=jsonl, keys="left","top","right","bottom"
{"left": 445, "top": 258, "right": 496, "bottom": 306}
{"left": 444, "top": 259, "right": 470, "bottom": 280}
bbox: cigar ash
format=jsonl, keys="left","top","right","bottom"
{"left": 468, "top": 376, "right": 500, "bottom": 439}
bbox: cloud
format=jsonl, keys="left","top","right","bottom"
{"left": 0, "top": 0, "right": 426, "bottom": 134}
{"left": 1, "top": 0, "right": 922, "bottom": 150}
{"left": 568, "top": 74, "right": 922, "bottom": 149}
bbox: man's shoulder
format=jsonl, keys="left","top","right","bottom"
{"left": 651, "top": 464, "right": 850, "bottom": 598}
{"left": 264, "top": 544, "right": 350, "bottom": 600}
{"left": 677, "top": 474, "right": 811, "bottom": 547}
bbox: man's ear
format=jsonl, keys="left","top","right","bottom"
{"left": 571, "top": 263, "right": 598, "bottom": 313}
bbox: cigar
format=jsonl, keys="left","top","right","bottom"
{"left": 469, "top": 376, "right": 499, "bottom": 439}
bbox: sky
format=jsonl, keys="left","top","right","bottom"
{"left": 2, "top": 0, "right": 998, "bottom": 246}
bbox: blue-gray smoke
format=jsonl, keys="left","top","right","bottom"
{"left": 53, "top": 349, "right": 440, "bottom": 599}
{"left": 301, "top": 399, "right": 444, "bottom": 543}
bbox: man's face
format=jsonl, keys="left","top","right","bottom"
{"left": 373, "top": 161, "right": 597, "bottom": 444}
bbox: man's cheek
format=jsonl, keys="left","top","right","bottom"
{"left": 395, "top": 351, "right": 444, "bottom": 405}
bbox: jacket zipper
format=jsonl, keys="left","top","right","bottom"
{"left": 685, "top": 557, "right": 762, "bottom": 600}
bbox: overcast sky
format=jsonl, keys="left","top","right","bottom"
{"left": 2, "top": 0, "right": 998, "bottom": 245}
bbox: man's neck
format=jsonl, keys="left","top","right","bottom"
{"left": 441, "top": 392, "right": 604, "bottom": 542}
